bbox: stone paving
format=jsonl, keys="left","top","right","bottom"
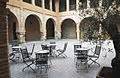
{"left": 9, "top": 39, "right": 115, "bottom": 78}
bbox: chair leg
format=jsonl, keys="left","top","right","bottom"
{"left": 49, "top": 58, "right": 52, "bottom": 66}
{"left": 57, "top": 51, "right": 67, "bottom": 58}
{"left": 91, "top": 59, "right": 100, "bottom": 67}
{"left": 22, "top": 62, "right": 35, "bottom": 72}
{"left": 63, "top": 53, "right": 67, "bottom": 57}
{"left": 52, "top": 51, "right": 58, "bottom": 57}
{"left": 88, "top": 58, "right": 100, "bottom": 67}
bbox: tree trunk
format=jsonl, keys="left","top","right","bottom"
{"left": 111, "top": 33, "right": 120, "bottom": 78}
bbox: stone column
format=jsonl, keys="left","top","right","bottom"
{"left": 42, "top": 0, "right": 45, "bottom": 9}
{"left": 55, "top": 0, "right": 61, "bottom": 39}
{"left": 76, "top": 23, "right": 80, "bottom": 40}
{"left": 41, "top": 16, "right": 46, "bottom": 40}
{"left": 55, "top": 22, "right": 61, "bottom": 39}
{"left": 55, "top": 0, "right": 59, "bottom": 13}
{"left": 99, "top": 0, "right": 102, "bottom": 7}
{"left": 87, "top": 0, "right": 90, "bottom": 8}
{"left": 76, "top": 0, "right": 79, "bottom": 11}
{"left": 17, "top": 31, "right": 25, "bottom": 43}
{"left": 17, "top": 8, "right": 25, "bottom": 43}
{"left": 0, "top": 0, "right": 10, "bottom": 78}
{"left": 41, "top": 0, "right": 46, "bottom": 40}
{"left": 32, "top": 0, "right": 35, "bottom": 6}
{"left": 50, "top": 0, "right": 52, "bottom": 11}
{"left": 66, "top": 0, "right": 69, "bottom": 12}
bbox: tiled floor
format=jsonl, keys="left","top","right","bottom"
{"left": 9, "top": 39, "right": 115, "bottom": 78}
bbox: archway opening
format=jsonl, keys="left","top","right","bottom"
{"left": 46, "top": 18, "right": 55, "bottom": 39}
{"left": 25, "top": 15, "right": 41, "bottom": 41}
{"left": 61, "top": 19, "right": 77, "bottom": 39}
{"left": 8, "top": 11, "right": 19, "bottom": 43}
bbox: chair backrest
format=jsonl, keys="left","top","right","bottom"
{"left": 51, "top": 45, "right": 56, "bottom": 50}
{"left": 50, "top": 41, "right": 56, "bottom": 44}
{"left": 94, "top": 45, "right": 101, "bottom": 56}
{"left": 20, "top": 47, "right": 30, "bottom": 61}
{"left": 30, "top": 43, "right": 35, "bottom": 55}
{"left": 41, "top": 44, "right": 49, "bottom": 50}
{"left": 76, "top": 49, "right": 88, "bottom": 62}
{"left": 35, "top": 53, "right": 49, "bottom": 65}
{"left": 74, "top": 44, "right": 81, "bottom": 52}
{"left": 63, "top": 42, "right": 68, "bottom": 52}
{"left": 12, "top": 47, "right": 20, "bottom": 53}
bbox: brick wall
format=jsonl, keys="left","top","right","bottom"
{"left": 0, "top": 0, "right": 10, "bottom": 78}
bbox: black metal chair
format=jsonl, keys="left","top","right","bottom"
{"left": 88, "top": 45, "right": 101, "bottom": 67}
{"left": 35, "top": 52, "right": 49, "bottom": 73}
{"left": 50, "top": 41, "right": 56, "bottom": 44}
{"left": 75, "top": 48, "right": 88, "bottom": 70}
{"left": 9, "top": 52, "right": 16, "bottom": 63}
{"left": 49, "top": 45, "right": 56, "bottom": 57}
{"left": 56, "top": 42, "right": 68, "bottom": 58}
{"left": 41, "top": 44, "right": 56, "bottom": 56}
{"left": 9, "top": 45, "right": 21, "bottom": 63}
{"left": 74, "top": 44, "right": 82, "bottom": 63}
{"left": 41, "top": 44, "right": 54, "bottom": 65}
{"left": 20, "top": 47, "right": 35, "bottom": 72}
{"left": 41, "top": 44, "right": 49, "bottom": 50}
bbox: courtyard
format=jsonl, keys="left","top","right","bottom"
{"left": 9, "top": 39, "right": 115, "bottom": 78}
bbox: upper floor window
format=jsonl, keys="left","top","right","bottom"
{"left": 69, "top": 0, "right": 76, "bottom": 11}
{"left": 23, "top": 0, "right": 32, "bottom": 4}
{"left": 90, "top": 0, "right": 99, "bottom": 8}
{"left": 59, "top": 0, "right": 66, "bottom": 12}
{"left": 78, "top": 0, "right": 87, "bottom": 9}
{"left": 52, "top": 0, "right": 56, "bottom": 11}
{"left": 45, "top": 0, "right": 50, "bottom": 10}
{"left": 35, "top": 0, "right": 42, "bottom": 7}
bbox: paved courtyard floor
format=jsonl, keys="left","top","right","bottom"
{"left": 9, "top": 39, "right": 115, "bottom": 78}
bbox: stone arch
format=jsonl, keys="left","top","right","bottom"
{"left": 8, "top": 11, "right": 19, "bottom": 43}
{"left": 46, "top": 18, "right": 55, "bottom": 39}
{"left": 25, "top": 14, "right": 42, "bottom": 41}
{"left": 61, "top": 18, "right": 77, "bottom": 39}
